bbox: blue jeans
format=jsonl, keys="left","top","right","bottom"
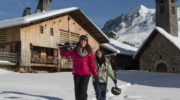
{"left": 93, "top": 82, "right": 107, "bottom": 100}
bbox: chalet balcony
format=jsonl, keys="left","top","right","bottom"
{"left": 31, "top": 56, "right": 58, "bottom": 67}
{"left": 31, "top": 46, "right": 58, "bottom": 67}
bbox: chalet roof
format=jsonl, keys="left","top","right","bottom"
{"left": 0, "top": 7, "right": 109, "bottom": 43}
{"left": 134, "top": 27, "right": 180, "bottom": 59}
{"left": 100, "top": 39, "right": 138, "bottom": 55}
{"left": 0, "top": 7, "right": 78, "bottom": 29}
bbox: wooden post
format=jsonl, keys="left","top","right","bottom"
{"left": 15, "top": 41, "right": 21, "bottom": 71}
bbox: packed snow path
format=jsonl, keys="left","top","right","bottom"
{"left": 0, "top": 69, "right": 180, "bottom": 100}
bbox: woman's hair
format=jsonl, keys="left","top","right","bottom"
{"left": 95, "top": 49, "right": 106, "bottom": 65}
{"left": 75, "top": 35, "right": 93, "bottom": 53}
{"left": 76, "top": 42, "right": 93, "bottom": 53}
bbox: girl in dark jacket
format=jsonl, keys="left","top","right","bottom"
{"left": 93, "top": 49, "right": 117, "bottom": 100}
{"left": 60, "top": 35, "right": 97, "bottom": 100}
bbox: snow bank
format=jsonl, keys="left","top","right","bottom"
{"left": 0, "top": 68, "right": 13, "bottom": 74}
{"left": 0, "top": 60, "right": 16, "bottom": 66}
{"left": 0, "top": 70, "right": 180, "bottom": 100}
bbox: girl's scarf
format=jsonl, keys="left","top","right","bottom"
{"left": 78, "top": 47, "right": 88, "bottom": 57}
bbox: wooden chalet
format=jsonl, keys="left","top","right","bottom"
{"left": 0, "top": 7, "right": 109, "bottom": 72}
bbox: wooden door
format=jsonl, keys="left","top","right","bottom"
{"left": 156, "top": 63, "right": 168, "bottom": 72}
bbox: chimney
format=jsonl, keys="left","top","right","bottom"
{"left": 22, "top": 7, "right": 31, "bottom": 17}
{"left": 109, "top": 31, "right": 119, "bottom": 40}
{"left": 35, "top": 0, "right": 52, "bottom": 13}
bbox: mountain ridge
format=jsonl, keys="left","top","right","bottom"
{"left": 102, "top": 4, "right": 180, "bottom": 48}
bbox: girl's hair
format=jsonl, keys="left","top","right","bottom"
{"left": 76, "top": 42, "right": 93, "bottom": 53}
{"left": 95, "top": 49, "right": 106, "bottom": 65}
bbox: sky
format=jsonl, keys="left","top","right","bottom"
{"left": 0, "top": 0, "right": 156, "bottom": 28}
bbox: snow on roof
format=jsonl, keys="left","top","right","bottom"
{"left": 110, "top": 31, "right": 117, "bottom": 35}
{"left": 155, "top": 27, "right": 180, "bottom": 49}
{"left": 0, "top": 7, "right": 109, "bottom": 42}
{"left": 100, "top": 43, "right": 120, "bottom": 54}
{"left": 100, "top": 39, "right": 138, "bottom": 55}
{"left": 0, "top": 60, "right": 16, "bottom": 66}
{"left": 134, "top": 27, "right": 180, "bottom": 58}
{"left": 0, "top": 7, "right": 79, "bottom": 29}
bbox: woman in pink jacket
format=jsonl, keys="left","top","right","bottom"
{"left": 60, "top": 35, "right": 97, "bottom": 100}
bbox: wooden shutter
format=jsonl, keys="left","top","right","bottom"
{"left": 70, "top": 32, "right": 79, "bottom": 44}
{"left": 60, "top": 31, "right": 69, "bottom": 44}
{"left": 0, "top": 30, "right": 6, "bottom": 43}
{"left": 60, "top": 30, "right": 80, "bottom": 45}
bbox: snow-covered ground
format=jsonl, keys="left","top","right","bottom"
{"left": 0, "top": 69, "right": 180, "bottom": 100}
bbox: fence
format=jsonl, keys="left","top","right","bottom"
{"left": 0, "top": 52, "right": 17, "bottom": 65}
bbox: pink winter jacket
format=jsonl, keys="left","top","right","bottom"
{"left": 60, "top": 49, "right": 97, "bottom": 76}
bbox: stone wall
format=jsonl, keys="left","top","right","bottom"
{"left": 140, "top": 33, "right": 180, "bottom": 73}
{"left": 156, "top": 0, "right": 178, "bottom": 36}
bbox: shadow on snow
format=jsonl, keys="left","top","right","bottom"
{"left": 116, "top": 70, "right": 180, "bottom": 88}
{"left": 0, "top": 91, "right": 63, "bottom": 100}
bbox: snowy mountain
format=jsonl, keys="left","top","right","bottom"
{"left": 102, "top": 4, "right": 180, "bottom": 48}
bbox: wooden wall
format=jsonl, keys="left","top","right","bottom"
{"left": 20, "top": 15, "right": 99, "bottom": 67}
{"left": 6, "top": 27, "right": 20, "bottom": 42}
{"left": 0, "top": 27, "right": 20, "bottom": 52}
{"left": 0, "top": 27, "right": 20, "bottom": 43}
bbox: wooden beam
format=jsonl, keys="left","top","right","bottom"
{"left": 31, "top": 63, "right": 58, "bottom": 68}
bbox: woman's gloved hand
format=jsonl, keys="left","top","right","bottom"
{"left": 113, "top": 79, "right": 117, "bottom": 87}
{"left": 94, "top": 76, "right": 99, "bottom": 83}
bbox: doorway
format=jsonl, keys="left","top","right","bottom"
{"left": 156, "top": 63, "right": 168, "bottom": 72}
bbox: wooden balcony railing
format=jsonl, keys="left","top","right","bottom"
{"left": 0, "top": 52, "right": 17, "bottom": 65}
{"left": 31, "top": 57, "right": 58, "bottom": 65}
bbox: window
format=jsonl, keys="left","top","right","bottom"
{"left": 50, "top": 28, "right": 54, "bottom": 36}
{"left": 171, "top": 6, "right": 176, "bottom": 14}
{"left": 159, "top": 55, "right": 163, "bottom": 59}
{"left": 160, "top": 5, "right": 165, "bottom": 14}
{"left": 160, "top": 0, "right": 164, "bottom": 3}
{"left": 47, "top": 49, "right": 54, "bottom": 56}
{"left": 172, "top": 0, "right": 175, "bottom": 3}
{"left": 40, "top": 25, "right": 44, "bottom": 34}
{"left": 0, "top": 46, "right": 5, "bottom": 52}
{"left": 172, "top": 67, "right": 175, "bottom": 72}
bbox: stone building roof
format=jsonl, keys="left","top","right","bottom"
{"left": 100, "top": 39, "right": 138, "bottom": 55}
{"left": 134, "top": 27, "right": 180, "bottom": 59}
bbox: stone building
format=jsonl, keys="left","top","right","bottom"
{"left": 134, "top": 27, "right": 180, "bottom": 72}
{"left": 134, "top": 0, "right": 180, "bottom": 73}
